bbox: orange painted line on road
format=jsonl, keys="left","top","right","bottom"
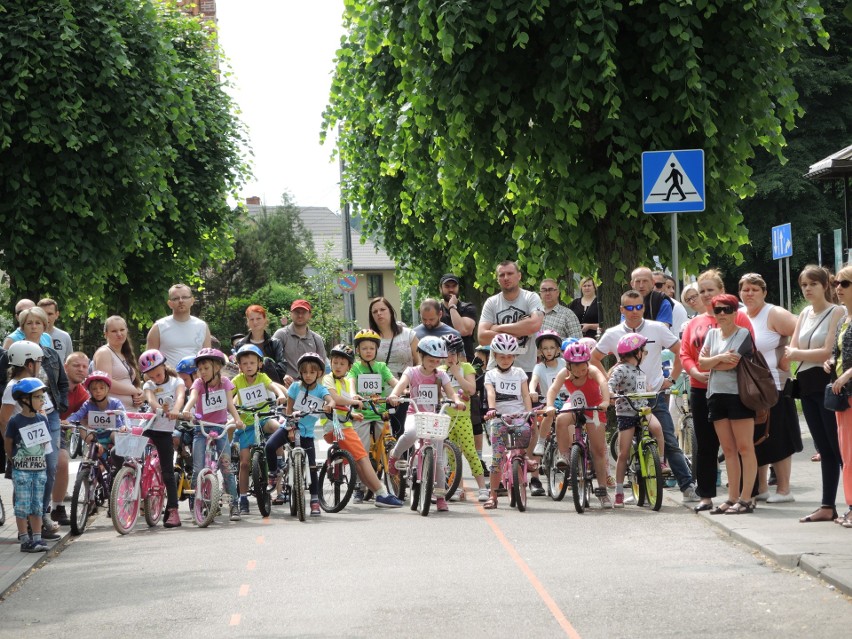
{"left": 256, "top": 536, "right": 265, "bottom": 545}
{"left": 261, "top": 517, "right": 272, "bottom": 525}
{"left": 229, "top": 614, "right": 241, "bottom": 626}
{"left": 246, "top": 560, "right": 256, "bottom": 570}
{"left": 478, "top": 505, "right": 582, "bottom": 639}
{"left": 239, "top": 584, "right": 249, "bottom": 597}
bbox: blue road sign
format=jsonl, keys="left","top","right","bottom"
{"left": 772, "top": 223, "right": 792, "bottom": 260}
{"left": 642, "top": 149, "right": 705, "bottom": 214}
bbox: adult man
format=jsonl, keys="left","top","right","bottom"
{"left": 653, "top": 272, "right": 688, "bottom": 336}
{"left": 630, "top": 266, "right": 673, "bottom": 327}
{"left": 591, "top": 290, "right": 698, "bottom": 501}
{"left": 414, "top": 299, "right": 462, "bottom": 341}
{"left": 146, "top": 284, "right": 211, "bottom": 368}
{"left": 273, "top": 299, "right": 327, "bottom": 381}
{"left": 53, "top": 352, "right": 91, "bottom": 526}
{"left": 3, "top": 298, "right": 52, "bottom": 349}
{"left": 479, "top": 261, "right": 544, "bottom": 374}
{"left": 38, "top": 298, "right": 73, "bottom": 363}
{"left": 438, "top": 274, "right": 478, "bottom": 361}
{"left": 538, "top": 278, "right": 581, "bottom": 339}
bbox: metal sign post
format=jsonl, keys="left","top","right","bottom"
{"left": 771, "top": 223, "right": 793, "bottom": 309}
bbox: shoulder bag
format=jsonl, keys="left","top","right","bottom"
{"left": 736, "top": 332, "right": 778, "bottom": 413}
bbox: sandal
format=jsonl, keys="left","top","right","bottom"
{"left": 835, "top": 508, "right": 852, "bottom": 525}
{"left": 710, "top": 500, "right": 735, "bottom": 515}
{"left": 799, "top": 506, "right": 838, "bottom": 523}
{"left": 482, "top": 495, "right": 498, "bottom": 510}
{"left": 725, "top": 499, "right": 755, "bottom": 515}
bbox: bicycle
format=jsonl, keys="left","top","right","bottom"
{"left": 613, "top": 393, "right": 665, "bottom": 511}
{"left": 174, "top": 420, "right": 195, "bottom": 503}
{"left": 241, "top": 402, "right": 277, "bottom": 517}
{"left": 558, "top": 405, "right": 604, "bottom": 514}
{"left": 489, "top": 410, "right": 540, "bottom": 512}
{"left": 317, "top": 410, "right": 357, "bottom": 513}
{"left": 275, "top": 409, "right": 326, "bottom": 522}
{"left": 65, "top": 418, "right": 120, "bottom": 535}
{"left": 360, "top": 396, "right": 402, "bottom": 499}
{"left": 673, "top": 376, "right": 696, "bottom": 471}
{"left": 110, "top": 412, "right": 169, "bottom": 534}
{"left": 192, "top": 419, "right": 237, "bottom": 527}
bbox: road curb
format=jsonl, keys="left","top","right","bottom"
{"left": 0, "top": 527, "right": 75, "bottom": 601}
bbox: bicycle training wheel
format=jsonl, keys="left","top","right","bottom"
{"left": 570, "top": 445, "right": 587, "bottom": 514}
{"left": 643, "top": 443, "right": 664, "bottom": 511}
{"left": 252, "top": 450, "right": 272, "bottom": 517}
{"left": 418, "top": 447, "right": 434, "bottom": 517}
{"left": 442, "top": 440, "right": 462, "bottom": 501}
{"left": 318, "top": 449, "right": 356, "bottom": 513}
{"left": 193, "top": 469, "right": 220, "bottom": 528}
{"left": 511, "top": 456, "right": 527, "bottom": 512}
{"left": 70, "top": 471, "right": 91, "bottom": 535}
{"left": 110, "top": 466, "right": 140, "bottom": 535}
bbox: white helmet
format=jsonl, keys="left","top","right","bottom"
{"left": 417, "top": 336, "right": 448, "bottom": 359}
{"left": 490, "top": 334, "right": 519, "bottom": 355}
{"left": 7, "top": 340, "right": 44, "bottom": 367}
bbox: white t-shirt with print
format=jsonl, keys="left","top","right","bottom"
{"left": 480, "top": 289, "right": 544, "bottom": 373}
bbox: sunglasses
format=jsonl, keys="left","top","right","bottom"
{"left": 622, "top": 304, "right": 644, "bottom": 311}
{"left": 713, "top": 306, "right": 736, "bottom": 315}
{"left": 654, "top": 282, "right": 665, "bottom": 289}
{"left": 835, "top": 280, "right": 852, "bottom": 289}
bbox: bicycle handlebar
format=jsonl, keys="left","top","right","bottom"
{"left": 194, "top": 420, "right": 237, "bottom": 439}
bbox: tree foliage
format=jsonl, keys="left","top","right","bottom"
{"left": 0, "top": 0, "right": 249, "bottom": 324}
{"left": 324, "top": 0, "right": 827, "bottom": 325}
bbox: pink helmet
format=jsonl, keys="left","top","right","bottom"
{"left": 563, "top": 342, "right": 591, "bottom": 363}
{"left": 579, "top": 337, "right": 597, "bottom": 352}
{"left": 83, "top": 370, "right": 112, "bottom": 390}
{"left": 194, "top": 348, "right": 227, "bottom": 366}
{"left": 617, "top": 333, "right": 648, "bottom": 355}
{"left": 534, "top": 329, "right": 561, "bottom": 348}
{"left": 490, "top": 334, "right": 519, "bottom": 355}
{"left": 138, "top": 349, "right": 166, "bottom": 374}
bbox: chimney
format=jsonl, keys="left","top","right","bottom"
{"left": 245, "top": 196, "right": 261, "bottom": 205}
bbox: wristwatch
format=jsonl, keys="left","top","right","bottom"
{"left": 449, "top": 305, "right": 458, "bottom": 310}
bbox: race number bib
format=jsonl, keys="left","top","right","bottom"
{"left": 201, "top": 389, "right": 227, "bottom": 415}
{"left": 89, "top": 411, "right": 116, "bottom": 429}
{"left": 357, "top": 374, "right": 382, "bottom": 395}
{"left": 568, "top": 391, "right": 587, "bottom": 409}
{"left": 20, "top": 422, "right": 51, "bottom": 446}
{"left": 497, "top": 379, "right": 520, "bottom": 397}
{"left": 294, "top": 392, "right": 322, "bottom": 415}
{"left": 239, "top": 383, "right": 267, "bottom": 408}
{"left": 636, "top": 374, "right": 648, "bottom": 394}
{"left": 416, "top": 384, "right": 438, "bottom": 406}
{"left": 149, "top": 411, "right": 176, "bottom": 433}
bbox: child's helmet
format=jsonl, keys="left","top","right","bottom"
{"left": 442, "top": 333, "right": 465, "bottom": 354}
{"left": 490, "top": 334, "right": 519, "bottom": 355}
{"left": 353, "top": 329, "right": 381, "bottom": 347}
{"left": 11, "top": 377, "right": 47, "bottom": 401}
{"left": 417, "top": 336, "right": 448, "bottom": 359}
{"left": 176, "top": 356, "right": 197, "bottom": 375}
{"left": 579, "top": 336, "right": 598, "bottom": 352}
{"left": 297, "top": 352, "right": 326, "bottom": 370}
{"left": 83, "top": 370, "right": 112, "bottom": 390}
{"left": 617, "top": 333, "right": 648, "bottom": 355}
{"left": 235, "top": 344, "right": 264, "bottom": 362}
{"left": 560, "top": 337, "right": 579, "bottom": 352}
{"left": 138, "top": 349, "right": 166, "bottom": 374}
{"left": 329, "top": 344, "right": 355, "bottom": 364}
{"left": 194, "top": 348, "right": 227, "bottom": 367}
{"left": 7, "top": 340, "right": 43, "bottom": 367}
{"left": 535, "top": 329, "right": 562, "bottom": 348}
{"left": 563, "top": 342, "right": 591, "bottom": 364}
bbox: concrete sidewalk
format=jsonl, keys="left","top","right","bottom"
{"left": 671, "top": 419, "right": 852, "bottom": 596}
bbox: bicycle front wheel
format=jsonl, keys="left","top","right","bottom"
{"left": 570, "top": 445, "right": 586, "bottom": 514}
{"left": 512, "top": 456, "right": 527, "bottom": 512}
{"left": 293, "top": 454, "right": 306, "bottom": 522}
{"left": 643, "top": 442, "right": 664, "bottom": 511}
{"left": 144, "top": 480, "right": 165, "bottom": 528}
{"left": 548, "top": 447, "right": 568, "bottom": 502}
{"left": 319, "top": 449, "right": 356, "bottom": 513}
{"left": 193, "top": 469, "right": 220, "bottom": 528}
{"left": 678, "top": 415, "right": 697, "bottom": 470}
{"left": 70, "top": 470, "right": 91, "bottom": 535}
{"left": 629, "top": 443, "right": 646, "bottom": 507}
{"left": 252, "top": 450, "right": 272, "bottom": 517}
{"left": 110, "top": 466, "right": 140, "bottom": 535}
{"left": 383, "top": 439, "right": 403, "bottom": 498}
{"left": 442, "top": 440, "right": 462, "bottom": 500}
{"left": 418, "top": 447, "right": 434, "bottom": 517}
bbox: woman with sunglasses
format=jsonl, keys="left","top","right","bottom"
{"left": 825, "top": 265, "right": 852, "bottom": 527}
{"left": 739, "top": 273, "right": 800, "bottom": 504}
{"left": 680, "top": 270, "right": 753, "bottom": 512}
{"left": 698, "top": 293, "right": 759, "bottom": 514}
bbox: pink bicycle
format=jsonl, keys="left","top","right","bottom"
{"left": 490, "top": 411, "right": 540, "bottom": 512}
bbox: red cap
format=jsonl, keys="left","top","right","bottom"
{"left": 291, "top": 299, "right": 312, "bottom": 312}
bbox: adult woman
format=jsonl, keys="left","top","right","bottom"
{"left": 93, "top": 315, "right": 143, "bottom": 410}
{"left": 739, "top": 273, "right": 801, "bottom": 502}
{"left": 680, "top": 270, "right": 752, "bottom": 511}
{"left": 826, "top": 265, "right": 852, "bottom": 526}
{"left": 698, "top": 293, "right": 759, "bottom": 514}
{"left": 681, "top": 283, "right": 703, "bottom": 318}
{"left": 233, "top": 304, "right": 287, "bottom": 383}
{"left": 369, "top": 297, "right": 419, "bottom": 437}
{"left": 569, "top": 277, "right": 600, "bottom": 339}
{"left": 785, "top": 265, "right": 845, "bottom": 522}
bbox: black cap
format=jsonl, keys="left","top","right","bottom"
{"left": 440, "top": 273, "right": 460, "bottom": 286}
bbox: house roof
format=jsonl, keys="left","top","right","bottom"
{"left": 245, "top": 204, "right": 395, "bottom": 270}
{"left": 804, "top": 144, "right": 852, "bottom": 181}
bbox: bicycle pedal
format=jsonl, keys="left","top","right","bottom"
{"left": 394, "top": 460, "right": 408, "bottom": 471}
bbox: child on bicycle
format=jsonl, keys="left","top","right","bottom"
{"left": 530, "top": 330, "right": 566, "bottom": 465}
{"left": 482, "top": 334, "right": 533, "bottom": 509}
{"left": 387, "top": 336, "right": 465, "bottom": 512}
{"left": 322, "top": 344, "right": 403, "bottom": 508}
{"left": 180, "top": 348, "right": 243, "bottom": 522}
{"left": 139, "top": 349, "right": 185, "bottom": 528}
{"left": 544, "top": 342, "right": 612, "bottom": 508}
{"left": 64, "top": 371, "right": 128, "bottom": 468}
{"left": 608, "top": 333, "right": 665, "bottom": 508}
{"left": 5, "top": 378, "right": 52, "bottom": 552}
{"left": 265, "top": 352, "right": 334, "bottom": 517}
{"left": 347, "top": 329, "right": 399, "bottom": 502}
{"left": 439, "top": 334, "right": 488, "bottom": 502}
{"left": 231, "top": 344, "right": 286, "bottom": 515}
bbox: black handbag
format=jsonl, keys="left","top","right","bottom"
{"left": 824, "top": 384, "right": 850, "bottom": 412}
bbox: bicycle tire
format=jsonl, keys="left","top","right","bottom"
{"left": 318, "top": 449, "right": 356, "bottom": 513}
{"left": 383, "top": 440, "right": 403, "bottom": 498}
{"left": 548, "top": 448, "right": 569, "bottom": 502}
{"left": 144, "top": 489, "right": 164, "bottom": 527}
{"left": 70, "top": 469, "right": 91, "bottom": 535}
{"left": 293, "top": 453, "right": 306, "bottom": 522}
{"left": 110, "top": 466, "right": 140, "bottom": 535}
{"left": 69, "top": 430, "right": 82, "bottom": 460}
{"left": 193, "top": 469, "right": 220, "bottom": 528}
{"left": 512, "top": 456, "right": 527, "bottom": 512}
{"left": 643, "top": 442, "right": 664, "bottom": 511}
{"left": 570, "top": 444, "right": 586, "bottom": 514}
{"left": 631, "top": 443, "right": 646, "bottom": 507}
{"left": 252, "top": 450, "right": 272, "bottom": 517}
{"left": 418, "top": 447, "right": 434, "bottom": 517}
{"left": 442, "top": 440, "right": 462, "bottom": 501}
{"left": 678, "top": 415, "right": 697, "bottom": 469}
{"left": 0, "top": 494, "right": 4, "bottom": 527}
{"left": 608, "top": 429, "right": 619, "bottom": 462}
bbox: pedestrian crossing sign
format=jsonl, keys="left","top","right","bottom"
{"left": 641, "top": 149, "right": 705, "bottom": 214}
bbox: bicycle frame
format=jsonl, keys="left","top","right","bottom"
{"left": 492, "top": 411, "right": 539, "bottom": 512}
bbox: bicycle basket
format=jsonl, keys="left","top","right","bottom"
{"left": 497, "top": 419, "right": 532, "bottom": 450}
{"left": 414, "top": 412, "right": 451, "bottom": 440}
{"left": 114, "top": 433, "right": 148, "bottom": 459}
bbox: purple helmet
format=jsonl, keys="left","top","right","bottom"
{"left": 195, "top": 348, "right": 228, "bottom": 366}
{"left": 535, "top": 329, "right": 561, "bottom": 348}
{"left": 138, "top": 349, "right": 166, "bottom": 374}
{"left": 617, "top": 333, "right": 648, "bottom": 356}
{"left": 563, "top": 342, "right": 591, "bottom": 364}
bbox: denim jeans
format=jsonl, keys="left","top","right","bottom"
{"left": 43, "top": 411, "right": 60, "bottom": 513}
{"left": 652, "top": 392, "right": 694, "bottom": 490}
{"left": 193, "top": 428, "right": 237, "bottom": 503}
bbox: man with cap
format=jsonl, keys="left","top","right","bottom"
{"left": 439, "top": 273, "right": 478, "bottom": 361}
{"left": 273, "top": 299, "right": 327, "bottom": 382}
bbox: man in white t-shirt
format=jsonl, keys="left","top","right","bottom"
{"left": 591, "top": 289, "right": 698, "bottom": 502}
{"left": 478, "top": 261, "right": 544, "bottom": 374}
{"left": 38, "top": 298, "right": 73, "bottom": 363}
{"left": 146, "top": 283, "right": 212, "bottom": 367}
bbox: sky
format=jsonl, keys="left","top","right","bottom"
{"left": 215, "top": 1, "right": 346, "bottom": 212}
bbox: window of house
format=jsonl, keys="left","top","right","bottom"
{"left": 367, "top": 273, "right": 384, "bottom": 299}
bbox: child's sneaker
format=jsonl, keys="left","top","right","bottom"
{"left": 229, "top": 505, "right": 241, "bottom": 521}
{"left": 310, "top": 501, "right": 321, "bottom": 517}
{"left": 532, "top": 439, "right": 545, "bottom": 457}
{"left": 375, "top": 494, "right": 403, "bottom": 508}
{"left": 21, "top": 540, "right": 47, "bottom": 553}
{"left": 595, "top": 488, "right": 613, "bottom": 509}
{"left": 614, "top": 493, "right": 625, "bottom": 508}
{"left": 272, "top": 491, "right": 287, "bottom": 505}
{"left": 436, "top": 497, "right": 449, "bottom": 512}
{"left": 353, "top": 489, "right": 364, "bottom": 504}
{"left": 164, "top": 508, "right": 182, "bottom": 528}
{"left": 239, "top": 496, "right": 250, "bottom": 515}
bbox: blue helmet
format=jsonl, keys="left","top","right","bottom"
{"left": 235, "top": 344, "right": 264, "bottom": 361}
{"left": 176, "top": 356, "right": 198, "bottom": 375}
{"left": 11, "top": 377, "right": 47, "bottom": 401}
{"left": 561, "top": 337, "right": 579, "bottom": 352}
